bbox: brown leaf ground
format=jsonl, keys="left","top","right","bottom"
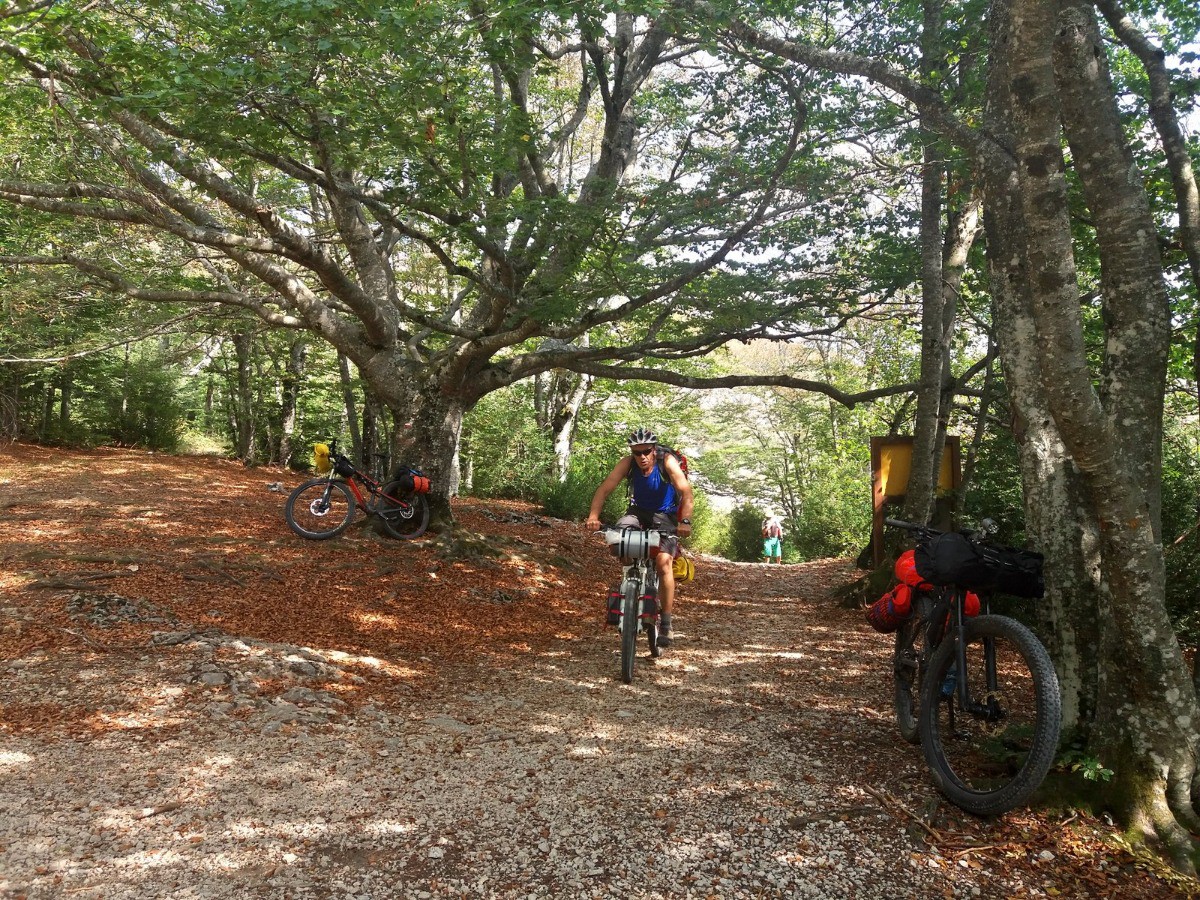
{"left": 0, "top": 442, "right": 1195, "bottom": 898}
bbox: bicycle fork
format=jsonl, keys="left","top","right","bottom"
{"left": 947, "top": 594, "right": 1005, "bottom": 724}
{"left": 619, "top": 564, "right": 657, "bottom": 627}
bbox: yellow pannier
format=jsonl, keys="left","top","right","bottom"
{"left": 673, "top": 554, "right": 695, "bottom": 582}
{"left": 313, "top": 442, "right": 332, "bottom": 474}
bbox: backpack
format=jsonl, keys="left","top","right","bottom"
{"left": 763, "top": 519, "right": 783, "bottom": 539}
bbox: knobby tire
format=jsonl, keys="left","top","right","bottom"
{"left": 895, "top": 592, "right": 938, "bottom": 744}
{"left": 918, "top": 614, "right": 1061, "bottom": 816}
{"left": 620, "top": 582, "right": 638, "bottom": 684}
{"left": 284, "top": 479, "right": 356, "bottom": 540}
{"left": 378, "top": 482, "right": 431, "bottom": 539}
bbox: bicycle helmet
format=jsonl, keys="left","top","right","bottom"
{"left": 627, "top": 426, "right": 658, "bottom": 447}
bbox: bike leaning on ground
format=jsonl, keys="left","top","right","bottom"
{"left": 598, "top": 526, "right": 664, "bottom": 684}
{"left": 284, "top": 440, "right": 431, "bottom": 541}
{"left": 884, "top": 517, "right": 1062, "bottom": 815}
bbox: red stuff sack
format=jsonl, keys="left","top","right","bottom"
{"left": 866, "top": 583, "right": 914, "bottom": 633}
{"left": 391, "top": 465, "right": 431, "bottom": 494}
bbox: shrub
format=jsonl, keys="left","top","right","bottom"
{"left": 729, "top": 502, "right": 766, "bottom": 562}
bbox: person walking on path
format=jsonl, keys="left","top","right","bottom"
{"left": 762, "top": 511, "right": 784, "bottom": 564}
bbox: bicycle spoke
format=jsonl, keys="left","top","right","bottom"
{"left": 284, "top": 479, "right": 356, "bottom": 540}
{"left": 378, "top": 483, "right": 430, "bottom": 539}
{"left": 920, "top": 616, "right": 1060, "bottom": 814}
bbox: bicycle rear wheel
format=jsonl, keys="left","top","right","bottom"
{"left": 918, "top": 614, "right": 1061, "bottom": 815}
{"left": 894, "top": 592, "right": 938, "bottom": 744}
{"left": 285, "top": 479, "right": 356, "bottom": 539}
{"left": 893, "top": 617, "right": 924, "bottom": 744}
{"left": 378, "top": 482, "right": 430, "bottom": 539}
{"left": 620, "top": 582, "right": 638, "bottom": 684}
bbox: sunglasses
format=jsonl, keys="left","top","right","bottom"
{"left": 631, "top": 446, "right": 655, "bottom": 457}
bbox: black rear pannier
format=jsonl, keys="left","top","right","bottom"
{"left": 915, "top": 532, "right": 1045, "bottom": 599}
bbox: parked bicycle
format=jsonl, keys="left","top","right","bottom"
{"left": 284, "top": 440, "right": 431, "bottom": 541}
{"left": 880, "top": 517, "right": 1062, "bottom": 815}
{"left": 598, "top": 526, "right": 664, "bottom": 684}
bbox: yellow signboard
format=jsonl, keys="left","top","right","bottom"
{"left": 870, "top": 435, "right": 961, "bottom": 568}
{"left": 878, "top": 442, "right": 956, "bottom": 498}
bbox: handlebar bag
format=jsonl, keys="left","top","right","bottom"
{"left": 914, "top": 532, "right": 995, "bottom": 592}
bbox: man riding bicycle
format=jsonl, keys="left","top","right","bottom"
{"left": 585, "top": 427, "right": 694, "bottom": 649}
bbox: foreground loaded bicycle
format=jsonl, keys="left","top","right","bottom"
{"left": 880, "top": 517, "right": 1062, "bottom": 815}
{"left": 598, "top": 526, "right": 665, "bottom": 684}
{"left": 284, "top": 440, "right": 431, "bottom": 540}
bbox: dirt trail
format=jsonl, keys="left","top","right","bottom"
{"left": 0, "top": 444, "right": 1192, "bottom": 899}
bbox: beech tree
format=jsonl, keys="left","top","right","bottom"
{"left": 719, "top": 0, "right": 1200, "bottom": 871}
{"left": 0, "top": 0, "right": 913, "bottom": 520}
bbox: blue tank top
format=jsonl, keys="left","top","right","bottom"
{"left": 629, "top": 458, "right": 677, "bottom": 513}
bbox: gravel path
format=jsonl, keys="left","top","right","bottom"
{"left": 0, "top": 557, "right": 1145, "bottom": 900}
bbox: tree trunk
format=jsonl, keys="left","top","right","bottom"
{"left": 232, "top": 332, "right": 256, "bottom": 464}
{"left": 903, "top": 0, "right": 947, "bottom": 527}
{"left": 982, "top": 160, "right": 1102, "bottom": 733}
{"left": 0, "top": 370, "right": 18, "bottom": 438}
{"left": 550, "top": 370, "right": 592, "bottom": 481}
{"left": 203, "top": 376, "right": 216, "bottom": 431}
{"left": 40, "top": 380, "right": 53, "bottom": 438}
{"left": 362, "top": 387, "right": 381, "bottom": 474}
{"left": 955, "top": 341, "right": 993, "bottom": 512}
{"left": 337, "top": 353, "right": 361, "bottom": 463}
{"left": 390, "top": 376, "right": 466, "bottom": 528}
{"left": 58, "top": 367, "right": 72, "bottom": 433}
{"left": 1053, "top": 0, "right": 1170, "bottom": 536}
{"left": 278, "top": 338, "right": 306, "bottom": 469}
{"left": 1002, "top": 0, "right": 1200, "bottom": 865}
{"left": 934, "top": 194, "right": 983, "bottom": 522}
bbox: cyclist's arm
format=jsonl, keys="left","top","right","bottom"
{"left": 585, "top": 456, "right": 633, "bottom": 529}
{"left": 663, "top": 455, "right": 693, "bottom": 536}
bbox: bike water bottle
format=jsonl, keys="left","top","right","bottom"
{"left": 941, "top": 666, "right": 958, "bottom": 698}
{"left": 606, "top": 588, "right": 622, "bottom": 626}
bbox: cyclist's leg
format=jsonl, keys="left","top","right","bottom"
{"left": 655, "top": 547, "right": 674, "bottom": 615}
{"left": 650, "top": 513, "right": 679, "bottom": 646}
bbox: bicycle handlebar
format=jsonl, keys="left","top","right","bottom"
{"left": 885, "top": 517, "right": 1000, "bottom": 541}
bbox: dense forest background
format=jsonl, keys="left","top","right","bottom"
{"left": 3, "top": 285, "right": 1196, "bottom": 645}
{"left": 2, "top": 0, "right": 1200, "bottom": 871}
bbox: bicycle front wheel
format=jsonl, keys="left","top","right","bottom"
{"left": 285, "top": 479, "right": 356, "bottom": 540}
{"left": 620, "top": 582, "right": 638, "bottom": 684}
{"left": 918, "top": 614, "right": 1061, "bottom": 816}
{"left": 378, "top": 482, "right": 431, "bottom": 539}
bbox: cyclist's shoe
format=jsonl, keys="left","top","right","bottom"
{"left": 656, "top": 630, "right": 673, "bottom": 650}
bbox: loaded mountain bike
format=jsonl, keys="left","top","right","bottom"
{"left": 884, "top": 517, "right": 1062, "bottom": 815}
{"left": 599, "top": 526, "right": 664, "bottom": 684}
{"left": 284, "top": 440, "right": 430, "bottom": 541}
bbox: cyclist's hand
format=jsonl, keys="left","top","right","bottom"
{"left": 584, "top": 516, "right": 602, "bottom": 532}
{"left": 677, "top": 522, "right": 692, "bottom": 539}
